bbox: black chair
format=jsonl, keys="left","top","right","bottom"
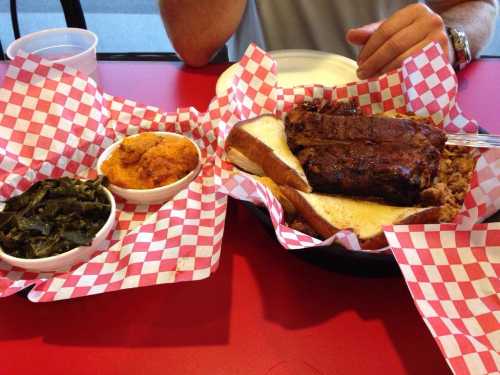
{"left": 6, "top": 0, "right": 228, "bottom": 63}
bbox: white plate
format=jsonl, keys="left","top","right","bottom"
{"left": 216, "top": 49, "right": 359, "bottom": 96}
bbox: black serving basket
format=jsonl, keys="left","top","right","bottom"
{"left": 242, "top": 124, "right": 498, "bottom": 276}
{"left": 243, "top": 201, "right": 499, "bottom": 276}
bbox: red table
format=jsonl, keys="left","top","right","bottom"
{"left": 0, "top": 59, "right": 498, "bottom": 375}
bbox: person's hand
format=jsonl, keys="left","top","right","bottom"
{"left": 346, "top": 3, "right": 453, "bottom": 79}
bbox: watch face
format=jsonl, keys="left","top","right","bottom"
{"left": 455, "top": 30, "right": 466, "bottom": 49}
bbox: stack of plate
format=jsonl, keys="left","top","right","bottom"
{"left": 216, "top": 49, "right": 359, "bottom": 96}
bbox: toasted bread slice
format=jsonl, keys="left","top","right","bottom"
{"left": 226, "top": 115, "right": 312, "bottom": 192}
{"left": 253, "top": 176, "right": 296, "bottom": 218}
{"left": 281, "top": 186, "right": 440, "bottom": 249}
{"left": 226, "top": 148, "right": 265, "bottom": 176}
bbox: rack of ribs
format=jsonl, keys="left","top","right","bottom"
{"left": 285, "top": 102, "right": 447, "bottom": 205}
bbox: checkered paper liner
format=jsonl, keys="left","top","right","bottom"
{"left": 0, "top": 52, "right": 231, "bottom": 301}
{"left": 384, "top": 223, "right": 500, "bottom": 375}
{"left": 216, "top": 43, "right": 499, "bottom": 252}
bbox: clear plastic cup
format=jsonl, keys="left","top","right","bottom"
{"left": 6, "top": 28, "right": 99, "bottom": 81}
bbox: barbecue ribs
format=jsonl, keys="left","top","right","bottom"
{"left": 285, "top": 102, "right": 447, "bottom": 205}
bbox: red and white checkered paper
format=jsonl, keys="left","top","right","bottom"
{"left": 384, "top": 223, "right": 500, "bottom": 375}
{"left": 0, "top": 52, "right": 232, "bottom": 301}
{"left": 216, "top": 43, "right": 499, "bottom": 253}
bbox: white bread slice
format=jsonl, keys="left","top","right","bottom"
{"left": 281, "top": 186, "right": 440, "bottom": 249}
{"left": 253, "top": 176, "right": 296, "bottom": 217}
{"left": 226, "top": 148, "right": 264, "bottom": 176}
{"left": 226, "top": 115, "right": 312, "bottom": 192}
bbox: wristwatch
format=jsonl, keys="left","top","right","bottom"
{"left": 446, "top": 26, "right": 472, "bottom": 71}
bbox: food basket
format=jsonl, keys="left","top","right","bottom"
{"left": 215, "top": 43, "right": 499, "bottom": 257}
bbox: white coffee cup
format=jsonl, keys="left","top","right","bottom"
{"left": 6, "top": 27, "right": 99, "bottom": 81}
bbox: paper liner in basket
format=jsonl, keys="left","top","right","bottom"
{"left": 384, "top": 223, "right": 500, "bottom": 375}
{"left": 0, "top": 52, "right": 230, "bottom": 301}
{"left": 216, "top": 42, "right": 499, "bottom": 252}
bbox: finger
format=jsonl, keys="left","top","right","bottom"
{"left": 375, "top": 40, "right": 432, "bottom": 76}
{"left": 357, "top": 19, "right": 430, "bottom": 79}
{"left": 358, "top": 3, "right": 430, "bottom": 64}
{"left": 346, "top": 21, "right": 382, "bottom": 46}
{"left": 367, "top": 34, "right": 447, "bottom": 78}
{"left": 364, "top": 25, "right": 450, "bottom": 78}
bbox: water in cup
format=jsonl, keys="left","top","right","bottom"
{"left": 6, "top": 28, "right": 99, "bottom": 81}
{"left": 33, "top": 44, "right": 87, "bottom": 61}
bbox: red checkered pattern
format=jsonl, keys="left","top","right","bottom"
{"left": 217, "top": 42, "right": 496, "bottom": 253}
{"left": 384, "top": 223, "right": 500, "bottom": 375}
{"left": 457, "top": 149, "right": 500, "bottom": 228}
{"left": 0, "top": 51, "right": 231, "bottom": 301}
{"left": 276, "top": 70, "right": 406, "bottom": 119}
{"left": 225, "top": 44, "right": 278, "bottom": 120}
{"left": 402, "top": 43, "right": 478, "bottom": 133}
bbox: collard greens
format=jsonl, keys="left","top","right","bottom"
{"left": 0, "top": 177, "right": 111, "bottom": 259}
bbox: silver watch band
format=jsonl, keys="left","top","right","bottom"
{"left": 446, "top": 26, "right": 472, "bottom": 71}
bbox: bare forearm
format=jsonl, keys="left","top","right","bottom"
{"left": 427, "top": 0, "right": 498, "bottom": 57}
{"left": 159, "top": 0, "right": 246, "bottom": 66}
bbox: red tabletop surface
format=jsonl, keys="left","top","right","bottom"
{"left": 0, "top": 59, "right": 498, "bottom": 375}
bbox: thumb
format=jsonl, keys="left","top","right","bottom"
{"left": 346, "top": 21, "right": 383, "bottom": 45}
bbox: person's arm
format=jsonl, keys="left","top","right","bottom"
{"left": 346, "top": 1, "right": 498, "bottom": 79}
{"left": 158, "top": 0, "right": 247, "bottom": 67}
{"left": 428, "top": 0, "right": 498, "bottom": 58}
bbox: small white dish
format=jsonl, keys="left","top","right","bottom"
{"left": 0, "top": 186, "right": 116, "bottom": 273}
{"left": 96, "top": 132, "right": 201, "bottom": 204}
{"left": 216, "top": 49, "right": 359, "bottom": 96}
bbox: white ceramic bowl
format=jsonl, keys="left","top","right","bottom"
{"left": 96, "top": 132, "right": 202, "bottom": 204}
{"left": 0, "top": 186, "right": 116, "bottom": 273}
